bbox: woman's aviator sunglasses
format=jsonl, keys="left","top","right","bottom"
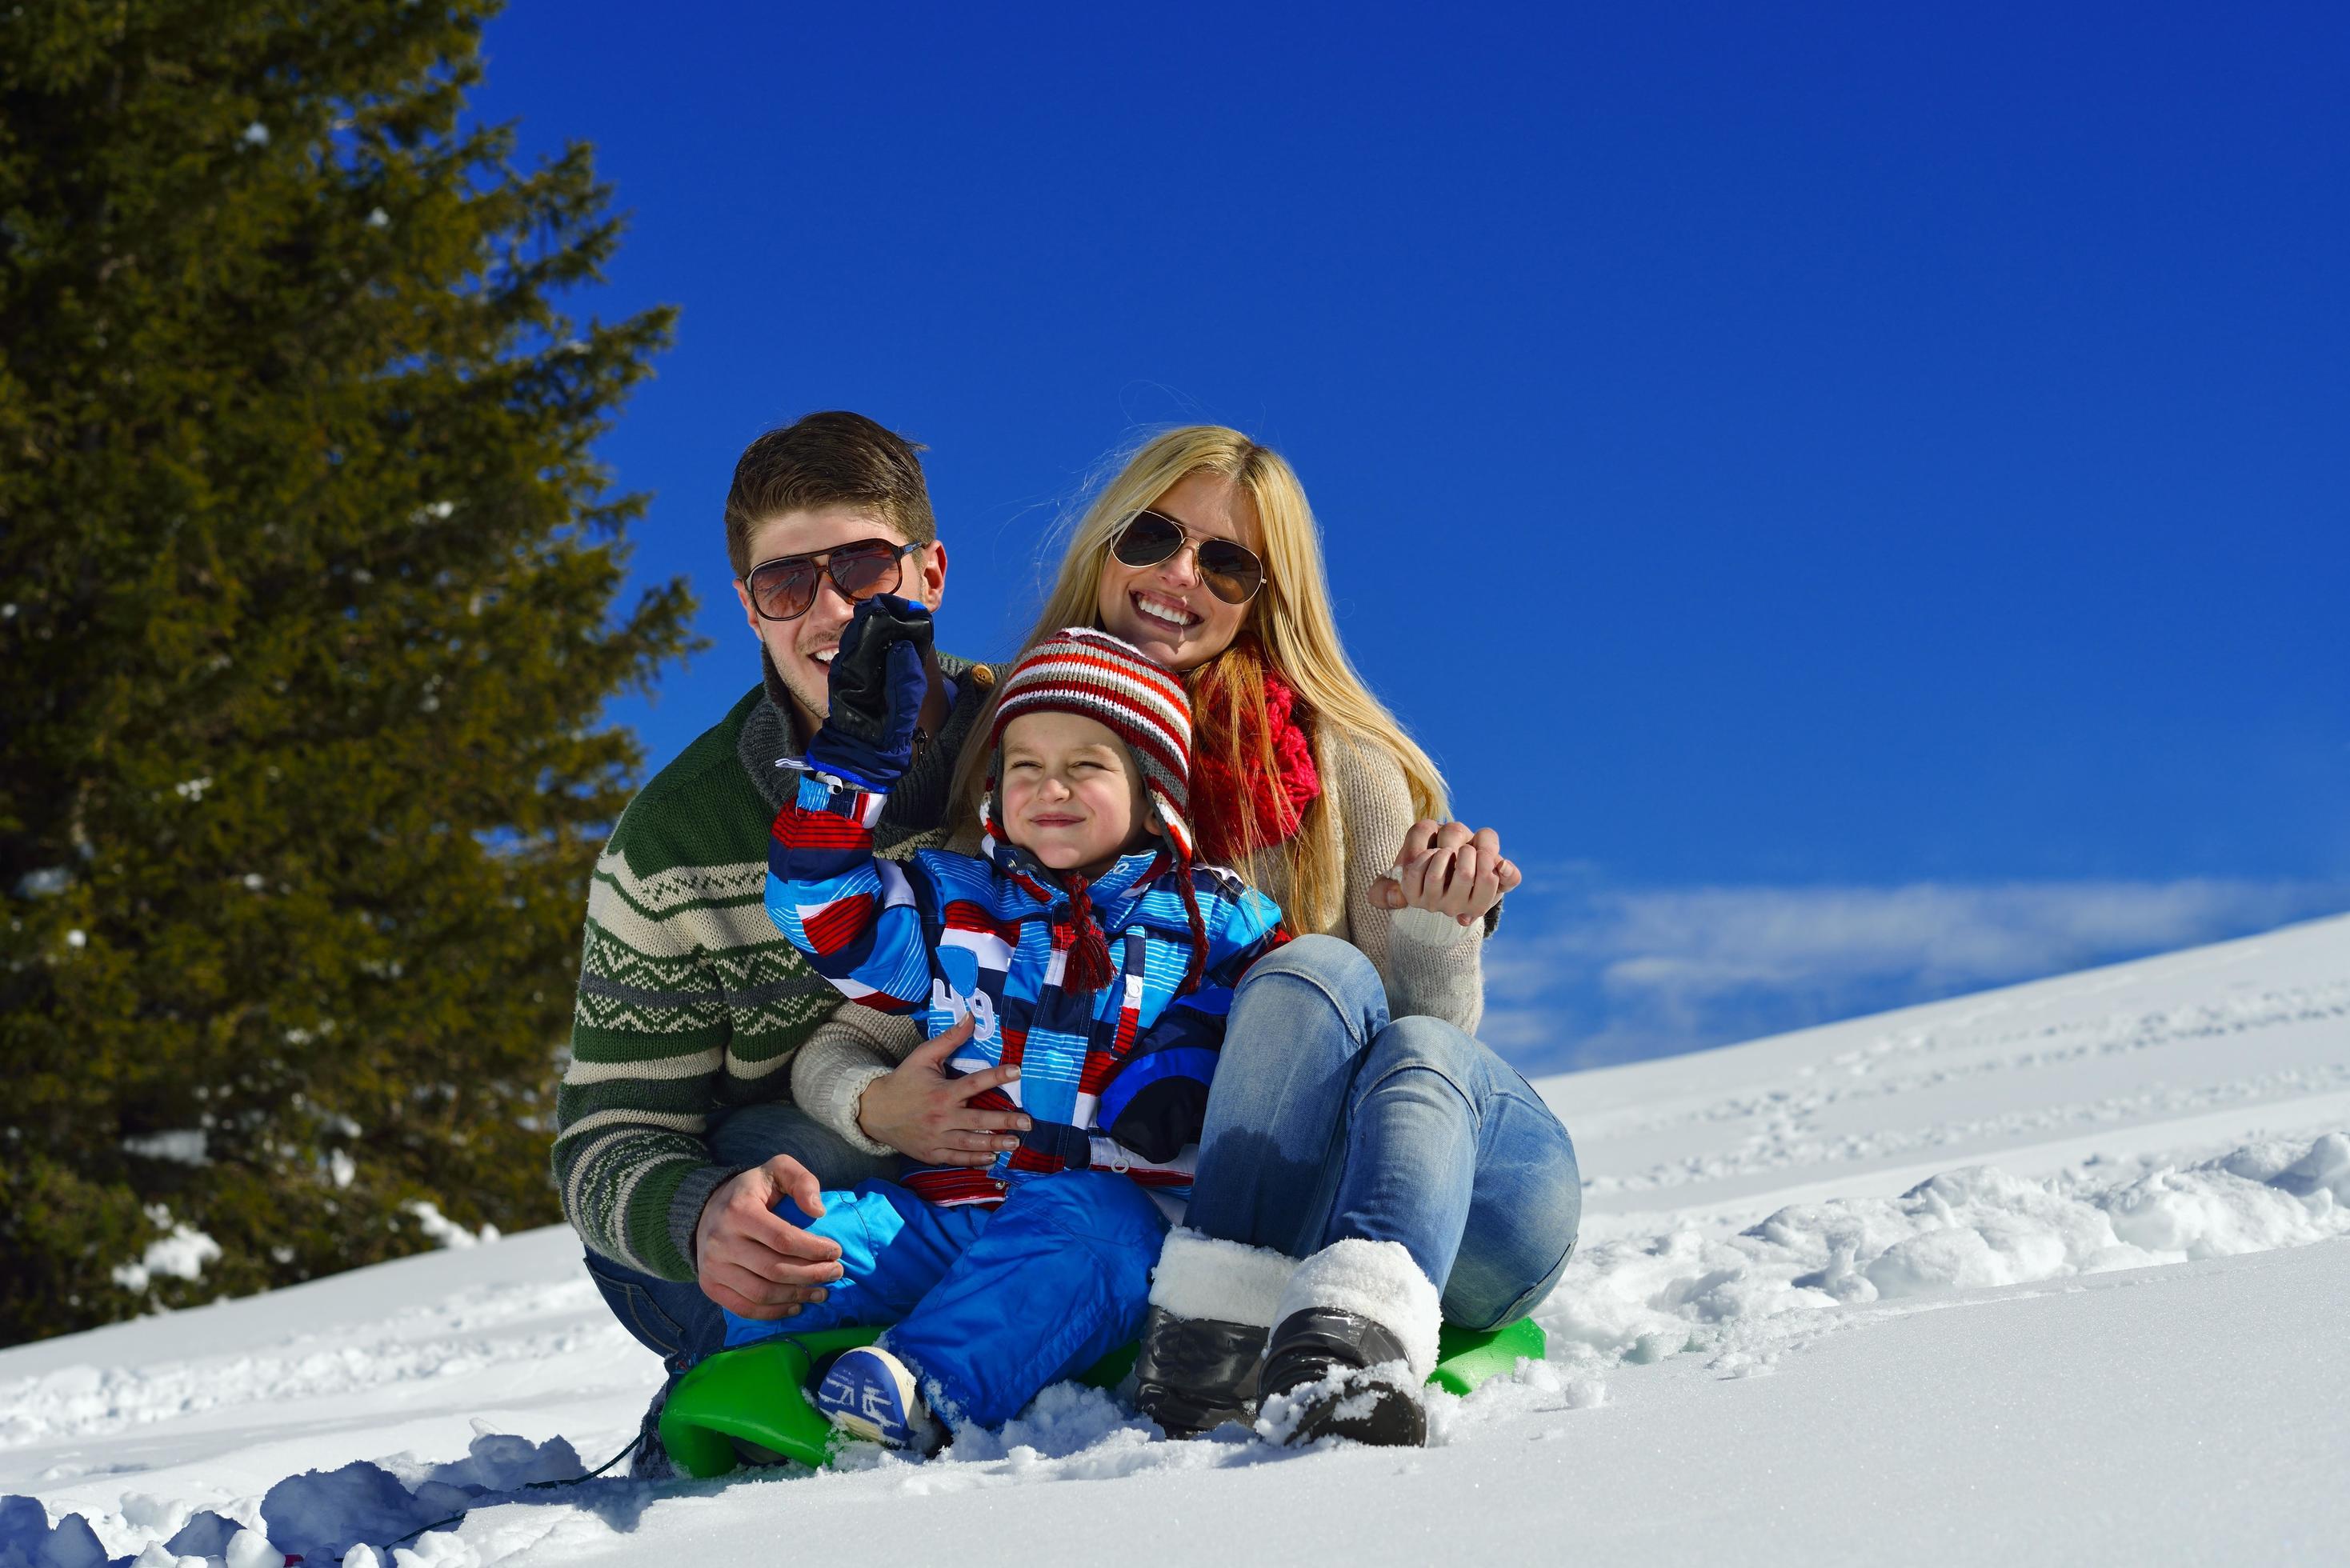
{"left": 1111, "top": 510, "right": 1266, "bottom": 606}
{"left": 740, "top": 538, "right": 922, "bottom": 622}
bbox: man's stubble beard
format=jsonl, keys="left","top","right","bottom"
{"left": 762, "top": 638, "right": 829, "bottom": 742}
{"left": 781, "top": 664, "right": 827, "bottom": 722}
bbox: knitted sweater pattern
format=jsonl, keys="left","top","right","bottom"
{"left": 551, "top": 654, "right": 991, "bottom": 1280}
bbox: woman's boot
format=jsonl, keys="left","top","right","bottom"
{"left": 1134, "top": 1229, "right": 1299, "bottom": 1438}
{"left": 1257, "top": 1238, "right": 1441, "bottom": 1447}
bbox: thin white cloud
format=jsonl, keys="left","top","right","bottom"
{"left": 1480, "top": 878, "right": 2350, "bottom": 1073}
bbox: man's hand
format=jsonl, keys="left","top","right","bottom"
{"left": 1369, "top": 819, "right": 1521, "bottom": 927}
{"left": 694, "top": 1154, "right": 846, "bottom": 1320}
{"left": 855, "top": 1013, "right": 1031, "bottom": 1166}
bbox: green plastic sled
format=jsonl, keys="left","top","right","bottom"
{"left": 658, "top": 1316, "right": 1546, "bottom": 1478}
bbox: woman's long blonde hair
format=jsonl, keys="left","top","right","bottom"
{"left": 958, "top": 426, "right": 1448, "bottom": 934}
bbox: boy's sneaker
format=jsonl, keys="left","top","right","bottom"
{"left": 814, "top": 1345, "right": 935, "bottom": 1450}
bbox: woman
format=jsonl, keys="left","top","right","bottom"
{"left": 982, "top": 426, "right": 1582, "bottom": 1447}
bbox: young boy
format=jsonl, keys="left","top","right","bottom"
{"left": 732, "top": 598, "right": 1287, "bottom": 1450}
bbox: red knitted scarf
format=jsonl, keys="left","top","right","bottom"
{"left": 1191, "top": 659, "right": 1322, "bottom": 865}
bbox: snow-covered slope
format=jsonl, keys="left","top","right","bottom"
{"left": 6, "top": 914, "right": 2346, "bottom": 1566}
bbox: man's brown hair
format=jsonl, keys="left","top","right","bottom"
{"left": 724, "top": 410, "right": 936, "bottom": 574}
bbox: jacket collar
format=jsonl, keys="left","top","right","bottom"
{"left": 979, "top": 831, "right": 1168, "bottom": 913}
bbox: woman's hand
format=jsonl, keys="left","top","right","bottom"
{"left": 855, "top": 1013, "right": 1032, "bottom": 1165}
{"left": 1370, "top": 819, "right": 1522, "bottom": 927}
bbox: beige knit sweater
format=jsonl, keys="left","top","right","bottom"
{"left": 790, "top": 726, "right": 1491, "bottom": 1155}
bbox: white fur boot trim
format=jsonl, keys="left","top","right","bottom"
{"left": 1147, "top": 1228, "right": 1299, "bottom": 1329}
{"left": 1274, "top": 1238, "right": 1443, "bottom": 1383}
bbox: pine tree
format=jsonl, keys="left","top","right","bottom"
{"left": 0, "top": 2, "right": 694, "bottom": 1345}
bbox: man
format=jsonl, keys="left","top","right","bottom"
{"left": 552, "top": 413, "right": 1009, "bottom": 1430}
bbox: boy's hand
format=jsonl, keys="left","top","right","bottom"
{"left": 856, "top": 1013, "right": 1031, "bottom": 1166}
{"left": 806, "top": 594, "right": 933, "bottom": 788}
{"left": 694, "top": 1154, "right": 846, "bottom": 1319}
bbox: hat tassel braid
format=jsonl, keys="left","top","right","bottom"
{"left": 1173, "top": 861, "right": 1208, "bottom": 998}
{"left": 1063, "top": 877, "right": 1118, "bottom": 996}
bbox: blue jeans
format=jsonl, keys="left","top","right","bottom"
{"left": 582, "top": 1102, "right": 899, "bottom": 1370}
{"left": 721, "top": 1173, "right": 1167, "bottom": 1428}
{"left": 1185, "top": 934, "right": 1581, "bottom": 1328}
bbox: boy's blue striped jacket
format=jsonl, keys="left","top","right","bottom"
{"left": 765, "top": 762, "right": 1288, "bottom": 1210}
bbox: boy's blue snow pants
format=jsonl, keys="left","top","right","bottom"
{"left": 719, "top": 1170, "right": 1168, "bottom": 1429}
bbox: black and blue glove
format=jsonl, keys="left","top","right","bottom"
{"left": 804, "top": 594, "right": 935, "bottom": 790}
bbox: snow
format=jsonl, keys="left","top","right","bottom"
{"left": 118, "top": 1134, "right": 209, "bottom": 1168}
{"left": 107, "top": 1213, "right": 224, "bottom": 1296}
{"left": 12, "top": 867, "right": 68, "bottom": 898}
{"left": 402, "top": 1205, "right": 498, "bottom": 1251}
{"left": 4, "top": 913, "right": 2345, "bottom": 1566}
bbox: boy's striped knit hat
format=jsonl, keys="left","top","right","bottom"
{"left": 985, "top": 627, "right": 1195, "bottom": 860}
{"left": 984, "top": 628, "right": 1207, "bottom": 996}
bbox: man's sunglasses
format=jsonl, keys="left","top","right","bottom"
{"left": 739, "top": 538, "right": 922, "bottom": 622}
{"left": 1110, "top": 510, "right": 1266, "bottom": 606}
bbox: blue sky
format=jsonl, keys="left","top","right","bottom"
{"left": 472, "top": 2, "right": 2349, "bottom": 1070}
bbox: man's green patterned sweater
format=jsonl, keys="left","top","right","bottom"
{"left": 552, "top": 654, "right": 991, "bottom": 1279}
